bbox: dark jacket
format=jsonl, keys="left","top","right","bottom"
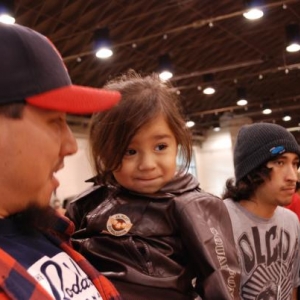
{"left": 66, "top": 173, "right": 240, "bottom": 300}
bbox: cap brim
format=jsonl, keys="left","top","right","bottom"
{"left": 26, "top": 85, "right": 121, "bottom": 114}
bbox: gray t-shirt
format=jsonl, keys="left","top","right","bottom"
{"left": 224, "top": 199, "right": 300, "bottom": 300}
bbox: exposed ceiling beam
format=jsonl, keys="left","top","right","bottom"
{"left": 188, "top": 94, "right": 300, "bottom": 117}
{"left": 62, "top": 0, "right": 298, "bottom": 62}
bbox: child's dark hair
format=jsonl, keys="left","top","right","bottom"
{"left": 89, "top": 70, "right": 192, "bottom": 184}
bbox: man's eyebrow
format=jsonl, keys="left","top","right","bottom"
{"left": 274, "top": 154, "right": 300, "bottom": 160}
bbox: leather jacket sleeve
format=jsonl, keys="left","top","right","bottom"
{"left": 174, "top": 190, "right": 241, "bottom": 299}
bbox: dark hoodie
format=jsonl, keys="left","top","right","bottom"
{"left": 66, "top": 173, "right": 241, "bottom": 300}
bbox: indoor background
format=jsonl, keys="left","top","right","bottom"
{"left": 3, "top": 0, "right": 300, "bottom": 200}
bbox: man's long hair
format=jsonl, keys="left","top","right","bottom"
{"left": 222, "top": 164, "right": 272, "bottom": 202}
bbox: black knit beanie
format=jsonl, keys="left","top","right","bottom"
{"left": 234, "top": 123, "right": 300, "bottom": 183}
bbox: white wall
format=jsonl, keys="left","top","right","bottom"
{"left": 194, "top": 128, "right": 234, "bottom": 197}
{"left": 55, "top": 137, "right": 93, "bottom": 201}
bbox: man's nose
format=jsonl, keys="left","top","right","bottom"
{"left": 61, "top": 124, "right": 78, "bottom": 157}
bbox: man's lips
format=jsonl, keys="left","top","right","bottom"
{"left": 51, "top": 162, "right": 64, "bottom": 188}
{"left": 281, "top": 186, "right": 296, "bottom": 192}
{"left": 52, "top": 174, "right": 60, "bottom": 189}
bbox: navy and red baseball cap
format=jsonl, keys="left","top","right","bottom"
{"left": 0, "top": 23, "right": 121, "bottom": 114}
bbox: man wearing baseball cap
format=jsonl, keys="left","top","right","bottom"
{"left": 223, "top": 123, "right": 300, "bottom": 299}
{"left": 0, "top": 23, "right": 122, "bottom": 299}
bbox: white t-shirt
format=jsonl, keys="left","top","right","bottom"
{"left": 224, "top": 199, "right": 300, "bottom": 300}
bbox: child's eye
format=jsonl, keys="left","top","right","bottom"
{"left": 125, "top": 149, "right": 136, "bottom": 156}
{"left": 155, "top": 144, "right": 167, "bottom": 151}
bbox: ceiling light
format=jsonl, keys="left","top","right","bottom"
{"left": 96, "top": 47, "right": 113, "bottom": 59}
{"left": 236, "top": 87, "right": 248, "bottom": 106}
{"left": 203, "top": 74, "right": 216, "bottom": 95}
{"left": 186, "top": 120, "right": 195, "bottom": 128}
{"left": 243, "top": 0, "right": 264, "bottom": 20}
{"left": 261, "top": 101, "right": 272, "bottom": 115}
{"left": 94, "top": 28, "right": 113, "bottom": 59}
{"left": 158, "top": 54, "right": 173, "bottom": 81}
{"left": 243, "top": 8, "right": 263, "bottom": 20}
{"left": 282, "top": 114, "right": 291, "bottom": 121}
{"left": 237, "top": 99, "right": 248, "bottom": 106}
{"left": 262, "top": 108, "right": 272, "bottom": 114}
{"left": 0, "top": 1, "right": 15, "bottom": 24}
{"left": 159, "top": 70, "right": 173, "bottom": 81}
{"left": 213, "top": 124, "right": 220, "bottom": 132}
{"left": 0, "top": 13, "right": 14, "bottom": 24}
{"left": 285, "top": 23, "right": 300, "bottom": 53}
{"left": 203, "top": 87, "right": 215, "bottom": 95}
{"left": 262, "top": 107, "right": 272, "bottom": 115}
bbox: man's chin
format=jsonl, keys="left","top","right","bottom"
{"left": 279, "top": 198, "right": 293, "bottom": 207}
{"left": 10, "top": 203, "right": 57, "bottom": 233}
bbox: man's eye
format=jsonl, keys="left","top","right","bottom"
{"left": 51, "top": 118, "right": 63, "bottom": 128}
{"left": 125, "top": 149, "right": 136, "bottom": 156}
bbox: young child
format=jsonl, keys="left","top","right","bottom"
{"left": 222, "top": 123, "right": 300, "bottom": 299}
{"left": 66, "top": 71, "right": 240, "bottom": 300}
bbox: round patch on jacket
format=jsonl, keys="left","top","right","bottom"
{"left": 106, "top": 214, "right": 133, "bottom": 236}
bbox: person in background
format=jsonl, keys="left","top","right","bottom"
{"left": 286, "top": 180, "right": 300, "bottom": 221}
{"left": 51, "top": 198, "right": 66, "bottom": 215}
{"left": 51, "top": 198, "right": 62, "bottom": 210}
{"left": 0, "top": 23, "right": 122, "bottom": 300}
{"left": 66, "top": 70, "right": 241, "bottom": 300}
{"left": 285, "top": 179, "right": 300, "bottom": 300}
{"left": 222, "top": 123, "right": 300, "bottom": 300}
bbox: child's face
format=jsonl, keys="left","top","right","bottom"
{"left": 113, "top": 114, "right": 178, "bottom": 194}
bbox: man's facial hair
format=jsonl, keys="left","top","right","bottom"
{"left": 9, "top": 204, "right": 58, "bottom": 234}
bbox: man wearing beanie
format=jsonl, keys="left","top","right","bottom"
{"left": 223, "top": 122, "right": 300, "bottom": 299}
{"left": 0, "top": 23, "right": 122, "bottom": 299}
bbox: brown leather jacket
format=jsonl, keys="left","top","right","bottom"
{"left": 66, "top": 173, "right": 241, "bottom": 300}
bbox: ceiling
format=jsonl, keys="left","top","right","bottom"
{"left": 14, "top": 0, "right": 300, "bottom": 141}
